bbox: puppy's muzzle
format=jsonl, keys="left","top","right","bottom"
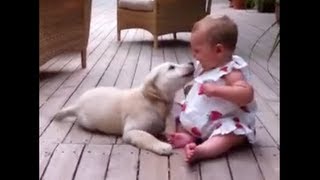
{"left": 182, "top": 62, "right": 195, "bottom": 77}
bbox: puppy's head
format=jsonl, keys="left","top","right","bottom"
{"left": 143, "top": 62, "right": 195, "bottom": 102}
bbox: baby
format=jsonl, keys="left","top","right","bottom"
{"left": 168, "top": 15, "right": 257, "bottom": 163}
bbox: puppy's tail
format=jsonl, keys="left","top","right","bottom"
{"left": 54, "top": 105, "right": 78, "bottom": 121}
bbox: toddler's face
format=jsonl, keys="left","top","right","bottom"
{"left": 190, "top": 31, "right": 220, "bottom": 70}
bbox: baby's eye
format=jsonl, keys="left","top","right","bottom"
{"left": 168, "top": 65, "right": 175, "bottom": 70}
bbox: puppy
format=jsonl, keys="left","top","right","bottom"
{"left": 54, "top": 62, "right": 194, "bottom": 155}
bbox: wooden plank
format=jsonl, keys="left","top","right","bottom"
{"left": 89, "top": 1, "right": 115, "bottom": 33}
{"left": 39, "top": 54, "right": 75, "bottom": 90}
{"left": 41, "top": 144, "right": 84, "bottom": 180}
{"left": 74, "top": 145, "right": 112, "bottom": 180}
{"left": 115, "top": 29, "right": 144, "bottom": 89}
{"left": 63, "top": 124, "right": 92, "bottom": 144}
{"left": 90, "top": 134, "right": 117, "bottom": 144}
{"left": 200, "top": 156, "right": 232, "bottom": 180}
{"left": 254, "top": 119, "right": 277, "bottom": 147}
{"left": 248, "top": 59, "right": 279, "bottom": 97}
{"left": 254, "top": 88, "right": 279, "bottom": 117}
{"left": 87, "top": 23, "right": 117, "bottom": 56}
{"left": 256, "top": 113, "right": 279, "bottom": 146}
{"left": 151, "top": 44, "right": 164, "bottom": 69}
{"left": 89, "top": 19, "right": 115, "bottom": 42}
{"left": 266, "top": 100, "right": 279, "bottom": 117}
{"left": 89, "top": 15, "right": 108, "bottom": 34}
{"left": 176, "top": 33, "right": 194, "bottom": 67}
{"left": 235, "top": 47, "right": 279, "bottom": 97}
{"left": 131, "top": 31, "right": 153, "bottom": 87}
{"left": 39, "top": 53, "right": 79, "bottom": 108}
{"left": 249, "top": 45, "right": 279, "bottom": 74}
{"left": 84, "top": 8, "right": 113, "bottom": 36}
{"left": 237, "top": 37, "right": 279, "bottom": 79}
{"left": 252, "top": 147, "right": 280, "bottom": 180}
{"left": 139, "top": 150, "right": 169, "bottom": 180}
{"left": 236, "top": 11, "right": 278, "bottom": 37}
{"left": 39, "top": 141, "right": 59, "bottom": 178}
{"left": 255, "top": 93, "right": 279, "bottom": 145}
{"left": 221, "top": 9, "right": 278, "bottom": 42}
{"left": 236, "top": 22, "right": 278, "bottom": 52}
{"left": 90, "top": 14, "right": 114, "bottom": 29}
{"left": 94, "top": 1, "right": 116, "bottom": 19}
{"left": 228, "top": 147, "right": 264, "bottom": 180}
{"left": 249, "top": 71, "right": 279, "bottom": 101}
{"left": 40, "top": 55, "right": 61, "bottom": 72}
{"left": 162, "top": 34, "right": 178, "bottom": 63}
{"left": 170, "top": 149, "right": 201, "bottom": 180}
{"left": 66, "top": 28, "right": 127, "bottom": 106}
{"left": 97, "top": 29, "right": 137, "bottom": 87}
{"left": 41, "top": 120, "right": 76, "bottom": 143}
{"left": 174, "top": 43, "right": 192, "bottom": 64}
{"left": 106, "top": 145, "right": 139, "bottom": 180}
{"left": 236, "top": 24, "right": 279, "bottom": 55}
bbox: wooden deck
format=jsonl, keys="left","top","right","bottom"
{"left": 39, "top": 0, "right": 279, "bottom": 179}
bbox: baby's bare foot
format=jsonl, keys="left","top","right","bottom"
{"left": 185, "top": 143, "right": 204, "bottom": 163}
{"left": 167, "top": 133, "right": 194, "bottom": 148}
{"left": 184, "top": 143, "right": 197, "bottom": 162}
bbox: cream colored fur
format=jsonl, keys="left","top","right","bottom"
{"left": 54, "top": 62, "right": 194, "bottom": 155}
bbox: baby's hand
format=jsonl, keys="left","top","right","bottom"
{"left": 198, "top": 83, "right": 219, "bottom": 97}
{"left": 198, "top": 84, "right": 205, "bottom": 95}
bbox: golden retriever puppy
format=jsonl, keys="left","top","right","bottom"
{"left": 54, "top": 62, "right": 194, "bottom": 155}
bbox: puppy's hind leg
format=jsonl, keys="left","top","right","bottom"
{"left": 76, "top": 111, "right": 96, "bottom": 131}
{"left": 123, "top": 129, "right": 173, "bottom": 155}
{"left": 54, "top": 105, "right": 77, "bottom": 121}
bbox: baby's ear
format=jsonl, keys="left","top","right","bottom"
{"left": 215, "top": 43, "right": 224, "bottom": 53}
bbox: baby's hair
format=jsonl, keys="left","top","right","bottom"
{"left": 192, "top": 15, "right": 238, "bottom": 51}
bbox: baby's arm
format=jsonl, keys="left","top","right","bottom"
{"left": 201, "top": 69, "right": 253, "bottom": 106}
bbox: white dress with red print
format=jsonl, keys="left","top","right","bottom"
{"left": 178, "top": 55, "right": 257, "bottom": 143}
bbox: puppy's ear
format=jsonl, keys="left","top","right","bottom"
{"left": 143, "top": 74, "right": 163, "bottom": 102}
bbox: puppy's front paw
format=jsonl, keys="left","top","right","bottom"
{"left": 153, "top": 142, "right": 173, "bottom": 155}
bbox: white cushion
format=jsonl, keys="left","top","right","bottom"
{"left": 118, "top": 0, "right": 154, "bottom": 12}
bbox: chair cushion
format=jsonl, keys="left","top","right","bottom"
{"left": 118, "top": 0, "right": 154, "bottom": 12}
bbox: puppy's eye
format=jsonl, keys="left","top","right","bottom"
{"left": 168, "top": 65, "right": 175, "bottom": 70}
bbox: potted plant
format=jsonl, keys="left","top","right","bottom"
{"left": 231, "top": 0, "right": 255, "bottom": 10}
{"left": 257, "top": 0, "right": 276, "bottom": 13}
{"left": 232, "top": 0, "right": 246, "bottom": 9}
{"left": 246, "top": 0, "right": 256, "bottom": 9}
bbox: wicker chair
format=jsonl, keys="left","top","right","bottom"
{"left": 117, "top": 0, "right": 212, "bottom": 48}
{"left": 40, "top": 0, "right": 92, "bottom": 68}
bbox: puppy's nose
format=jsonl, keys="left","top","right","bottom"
{"left": 188, "top": 62, "right": 194, "bottom": 67}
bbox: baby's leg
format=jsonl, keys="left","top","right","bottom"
{"left": 185, "top": 133, "right": 246, "bottom": 163}
{"left": 167, "top": 123, "right": 195, "bottom": 148}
